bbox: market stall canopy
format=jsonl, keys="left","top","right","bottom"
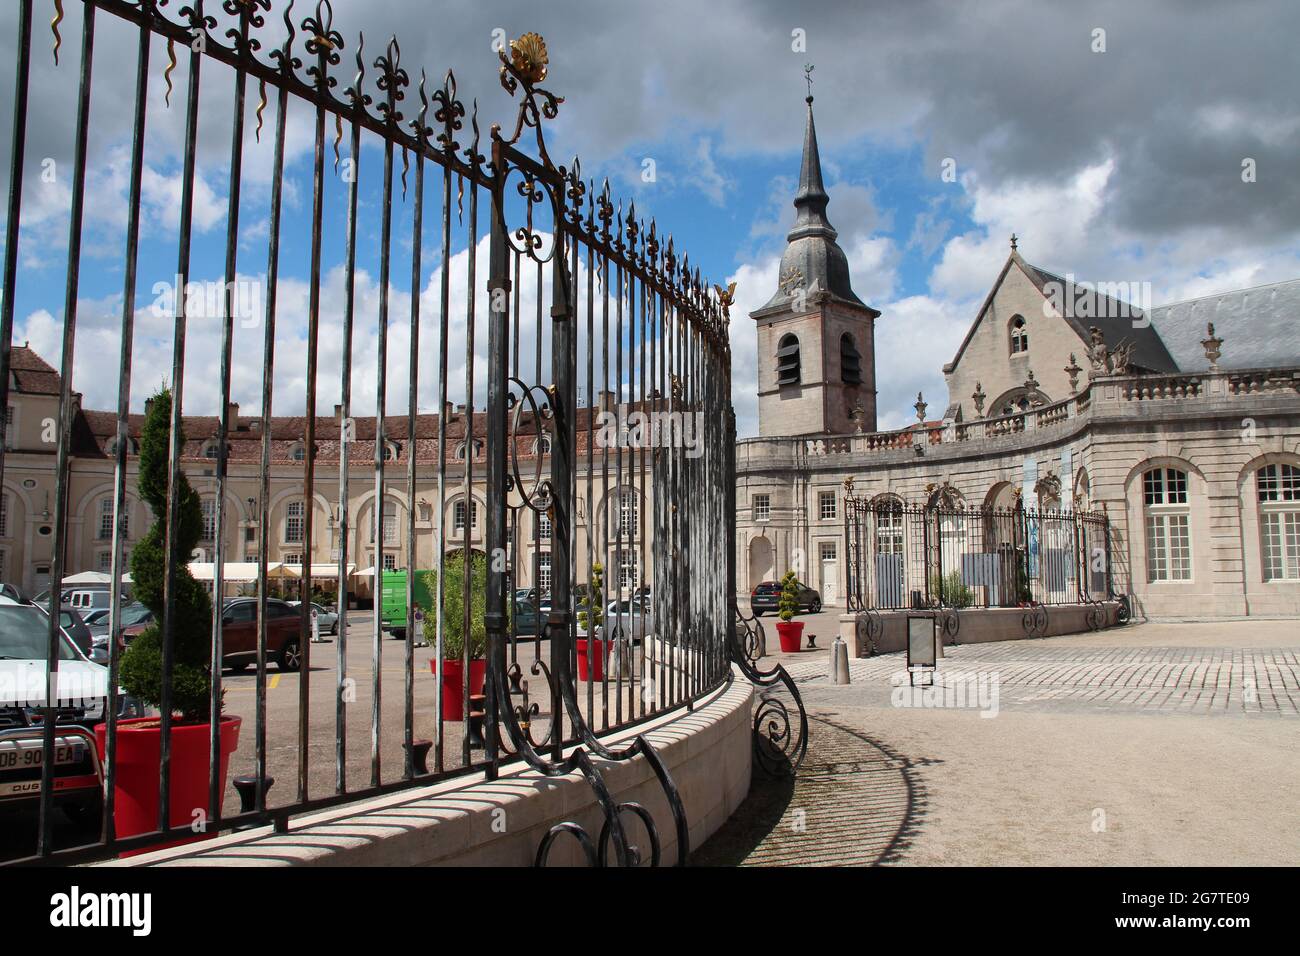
{"left": 187, "top": 562, "right": 293, "bottom": 583}
{"left": 286, "top": 563, "right": 357, "bottom": 579}
{"left": 61, "top": 571, "right": 115, "bottom": 585}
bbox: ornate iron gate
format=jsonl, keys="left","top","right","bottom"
{"left": 0, "top": 0, "right": 775, "bottom": 866}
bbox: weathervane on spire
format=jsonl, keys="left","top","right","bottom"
{"left": 804, "top": 63, "right": 815, "bottom": 101}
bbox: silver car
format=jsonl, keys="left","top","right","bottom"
{"left": 289, "top": 601, "right": 339, "bottom": 636}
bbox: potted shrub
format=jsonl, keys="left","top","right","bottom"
{"left": 575, "top": 562, "right": 608, "bottom": 682}
{"left": 774, "top": 569, "right": 804, "bottom": 653}
{"left": 423, "top": 551, "right": 488, "bottom": 721}
{"left": 96, "top": 388, "right": 241, "bottom": 853}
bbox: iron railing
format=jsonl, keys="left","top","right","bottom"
{"left": 844, "top": 498, "right": 1113, "bottom": 613}
{"left": 1, "top": 0, "right": 751, "bottom": 866}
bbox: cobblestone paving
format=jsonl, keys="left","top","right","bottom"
{"left": 694, "top": 714, "right": 930, "bottom": 867}
{"left": 782, "top": 641, "right": 1300, "bottom": 715}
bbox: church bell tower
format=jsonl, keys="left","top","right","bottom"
{"left": 751, "top": 78, "right": 880, "bottom": 437}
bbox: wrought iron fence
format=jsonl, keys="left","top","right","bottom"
{"left": 0, "top": 0, "right": 761, "bottom": 866}
{"left": 844, "top": 497, "right": 1113, "bottom": 613}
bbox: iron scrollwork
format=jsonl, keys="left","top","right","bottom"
{"left": 730, "top": 603, "right": 809, "bottom": 777}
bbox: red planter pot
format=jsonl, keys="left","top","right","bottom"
{"left": 94, "top": 715, "right": 241, "bottom": 857}
{"left": 575, "top": 637, "right": 608, "bottom": 682}
{"left": 429, "top": 657, "right": 487, "bottom": 721}
{"left": 775, "top": 620, "right": 804, "bottom": 653}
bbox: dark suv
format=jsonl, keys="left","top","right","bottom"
{"left": 749, "top": 579, "right": 821, "bottom": 616}
{"left": 219, "top": 598, "right": 306, "bottom": 672}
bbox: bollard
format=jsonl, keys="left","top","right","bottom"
{"left": 406, "top": 738, "right": 433, "bottom": 774}
{"left": 829, "top": 638, "right": 850, "bottom": 684}
{"left": 232, "top": 774, "right": 275, "bottom": 830}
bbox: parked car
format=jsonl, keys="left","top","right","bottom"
{"left": 50, "top": 606, "right": 93, "bottom": 658}
{"left": 116, "top": 602, "right": 156, "bottom": 645}
{"left": 749, "top": 579, "right": 821, "bottom": 616}
{"left": 219, "top": 597, "right": 306, "bottom": 672}
{"left": 0, "top": 597, "right": 144, "bottom": 822}
{"left": 80, "top": 608, "right": 112, "bottom": 628}
{"left": 0, "top": 583, "right": 30, "bottom": 604}
{"left": 599, "top": 599, "right": 655, "bottom": 644}
{"left": 288, "top": 601, "right": 339, "bottom": 636}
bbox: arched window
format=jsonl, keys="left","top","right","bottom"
{"left": 776, "top": 333, "right": 801, "bottom": 386}
{"left": 1009, "top": 315, "right": 1028, "bottom": 355}
{"left": 289, "top": 443, "right": 306, "bottom": 462}
{"left": 534, "top": 436, "right": 551, "bottom": 456}
{"left": 203, "top": 440, "right": 220, "bottom": 460}
{"left": 455, "top": 439, "right": 483, "bottom": 461}
{"left": 1143, "top": 467, "right": 1191, "bottom": 581}
{"left": 201, "top": 498, "right": 217, "bottom": 542}
{"left": 383, "top": 441, "right": 400, "bottom": 462}
{"left": 840, "top": 333, "right": 862, "bottom": 385}
{"left": 1257, "top": 463, "right": 1300, "bottom": 581}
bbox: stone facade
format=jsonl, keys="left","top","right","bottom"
{"left": 736, "top": 100, "right": 1300, "bottom": 623}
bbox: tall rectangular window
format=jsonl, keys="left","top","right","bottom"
{"left": 753, "top": 494, "right": 770, "bottom": 522}
{"left": 1143, "top": 468, "right": 1191, "bottom": 582}
{"left": 618, "top": 491, "right": 638, "bottom": 537}
{"left": 537, "top": 552, "right": 552, "bottom": 592}
{"left": 97, "top": 498, "right": 117, "bottom": 540}
{"left": 619, "top": 552, "right": 638, "bottom": 592}
{"left": 0, "top": 493, "right": 7, "bottom": 538}
{"left": 819, "top": 490, "right": 837, "bottom": 520}
{"left": 285, "top": 500, "right": 304, "bottom": 543}
{"left": 537, "top": 511, "right": 551, "bottom": 540}
{"left": 1258, "top": 464, "right": 1300, "bottom": 581}
{"left": 454, "top": 499, "right": 477, "bottom": 534}
{"left": 202, "top": 498, "right": 217, "bottom": 542}
{"left": 3, "top": 406, "right": 13, "bottom": 450}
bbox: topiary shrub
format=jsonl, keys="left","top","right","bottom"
{"left": 421, "top": 550, "right": 488, "bottom": 660}
{"left": 777, "top": 569, "right": 801, "bottom": 622}
{"left": 576, "top": 562, "right": 605, "bottom": 635}
{"left": 118, "top": 388, "right": 216, "bottom": 723}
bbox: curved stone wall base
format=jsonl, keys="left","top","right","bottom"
{"left": 98, "top": 671, "right": 754, "bottom": 868}
{"left": 841, "top": 602, "right": 1122, "bottom": 657}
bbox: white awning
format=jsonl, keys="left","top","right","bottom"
{"left": 286, "top": 563, "right": 357, "bottom": 579}
{"left": 187, "top": 561, "right": 294, "bottom": 583}
{"left": 61, "top": 571, "right": 115, "bottom": 585}
{"left": 353, "top": 566, "right": 376, "bottom": 578}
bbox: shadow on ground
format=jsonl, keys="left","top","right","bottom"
{"left": 692, "top": 713, "right": 941, "bottom": 866}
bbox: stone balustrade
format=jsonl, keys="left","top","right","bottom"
{"left": 736, "top": 366, "right": 1300, "bottom": 467}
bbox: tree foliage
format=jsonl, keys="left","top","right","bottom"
{"left": 118, "top": 389, "right": 215, "bottom": 722}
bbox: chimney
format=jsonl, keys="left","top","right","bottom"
{"left": 226, "top": 402, "right": 239, "bottom": 430}
{"left": 334, "top": 403, "right": 344, "bottom": 423}
{"left": 598, "top": 389, "right": 616, "bottom": 412}
{"left": 443, "top": 401, "right": 455, "bottom": 421}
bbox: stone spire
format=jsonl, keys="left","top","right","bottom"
{"left": 758, "top": 84, "right": 865, "bottom": 312}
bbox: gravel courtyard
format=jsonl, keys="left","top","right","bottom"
{"left": 697, "top": 619, "right": 1300, "bottom": 866}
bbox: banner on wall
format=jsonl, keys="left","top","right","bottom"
{"left": 1023, "top": 457, "right": 1039, "bottom": 578}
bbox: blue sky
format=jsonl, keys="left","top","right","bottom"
{"left": 3, "top": 0, "right": 1298, "bottom": 437}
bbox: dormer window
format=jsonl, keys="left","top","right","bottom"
{"left": 203, "top": 440, "right": 220, "bottom": 460}
{"left": 289, "top": 443, "right": 306, "bottom": 462}
{"left": 776, "top": 333, "right": 801, "bottom": 386}
{"left": 1009, "top": 315, "right": 1028, "bottom": 355}
{"left": 840, "top": 333, "right": 862, "bottom": 385}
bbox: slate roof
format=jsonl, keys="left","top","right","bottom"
{"left": 1143, "top": 277, "right": 1300, "bottom": 373}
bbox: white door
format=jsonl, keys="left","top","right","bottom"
{"left": 820, "top": 542, "right": 837, "bottom": 605}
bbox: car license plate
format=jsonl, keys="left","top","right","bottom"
{"left": 0, "top": 740, "right": 81, "bottom": 771}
